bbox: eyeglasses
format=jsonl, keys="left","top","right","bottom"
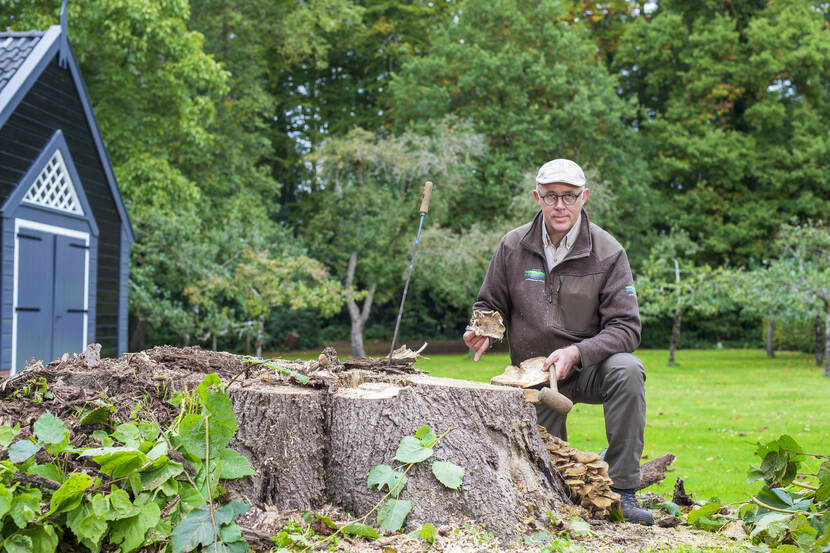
{"left": 536, "top": 188, "right": 583, "bottom": 206}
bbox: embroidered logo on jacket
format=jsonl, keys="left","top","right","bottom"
{"left": 625, "top": 285, "right": 637, "bottom": 296}
{"left": 524, "top": 269, "right": 546, "bottom": 282}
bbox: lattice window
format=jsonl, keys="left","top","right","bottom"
{"left": 22, "top": 150, "right": 83, "bottom": 215}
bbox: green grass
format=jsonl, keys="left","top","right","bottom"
{"left": 414, "top": 348, "right": 829, "bottom": 504}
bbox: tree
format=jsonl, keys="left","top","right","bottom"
{"left": 636, "top": 229, "right": 721, "bottom": 364}
{"left": 389, "top": 0, "right": 654, "bottom": 253}
{"left": 766, "top": 221, "right": 830, "bottom": 376}
{"left": 613, "top": 0, "right": 830, "bottom": 266}
{"left": 301, "top": 119, "right": 486, "bottom": 357}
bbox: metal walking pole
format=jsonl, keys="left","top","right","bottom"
{"left": 388, "top": 181, "right": 433, "bottom": 367}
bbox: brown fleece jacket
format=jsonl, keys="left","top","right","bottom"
{"left": 473, "top": 209, "right": 641, "bottom": 369}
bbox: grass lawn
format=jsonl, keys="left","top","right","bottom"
{"left": 414, "top": 348, "right": 828, "bottom": 504}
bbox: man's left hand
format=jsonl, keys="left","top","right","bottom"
{"left": 543, "top": 345, "right": 581, "bottom": 381}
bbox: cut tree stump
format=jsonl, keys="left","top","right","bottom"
{"left": 227, "top": 373, "right": 568, "bottom": 536}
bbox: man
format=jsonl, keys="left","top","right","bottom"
{"left": 463, "top": 159, "right": 652, "bottom": 525}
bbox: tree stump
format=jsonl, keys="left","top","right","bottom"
{"left": 227, "top": 374, "right": 568, "bottom": 535}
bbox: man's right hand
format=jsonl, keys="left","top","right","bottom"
{"left": 463, "top": 330, "right": 490, "bottom": 362}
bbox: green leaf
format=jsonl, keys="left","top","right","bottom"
{"left": 108, "top": 487, "right": 141, "bottom": 520}
{"left": 8, "top": 439, "right": 42, "bottom": 464}
{"left": 27, "top": 463, "right": 63, "bottom": 483}
{"left": 377, "top": 498, "right": 411, "bottom": 532}
{"left": 0, "top": 424, "right": 20, "bottom": 447}
{"left": 67, "top": 503, "right": 108, "bottom": 546}
{"left": 656, "top": 501, "right": 681, "bottom": 516}
{"left": 4, "top": 524, "right": 58, "bottom": 553}
{"left": 81, "top": 447, "right": 147, "bottom": 478}
{"left": 113, "top": 423, "right": 142, "bottom": 448}
{"left": 313, "top": 513, "right": 339, "bottom": 530}
{"left": 77, "top": 404, "right": 113, "bottom": 426}
{"left": 41, "top": 473, "right": 93, "bottom": 519}
{"left": 219, "top": 522, "right": 243, "bottom": 543}
{"left": 140, "top": 461, "right": 184, "bottom": 491}
{"left": 213, "top": 501, "right": 250, "bottom": 526}
{"left": 171, "top": 504, "right": 217, "bottom": 553}
{"left": 431, "top": 460, "right": 464, "bottom": 489}
{"left": 687, "top": 503, "right": 722, "bottom": 527}
{"left": 816, "top": 461, "right": 830, "bottom": 502}
{"left": 367, "top": 464, "right": 407, "bottom": 497}
{"left": 414, "top": 425, "right": 437, "bottom": 447}
{"left": 109, "top": 500, "right": 161, "bottom": 553}
{"left": 394, "top": 436, "right": 433, "bottom": 464}
{"left": 179, "top": 414, "right": 232, "bottom": 459}
{"left": 568, "top": 516, "right": 594, "bottom": 537}
{"left": 218, "top": 448, "right": 257, "bottom": 479}
{"left": 342, "top": 522, "right": 380, "bottom": 538}
{"left": 417, "top": 522, "right": 437, "bottom": 543}
{"left": 33, "top": 413, "right": 68, "bottom": 445}
{"left": 749, "top": 511, "right": 792, "bottom": 540}
{"left": 9, "top": 489, "right": 42, "bottom": 528}
{"left": 0, "top": 484, "right": 12, "bottom": 519}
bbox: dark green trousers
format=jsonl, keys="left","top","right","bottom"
{"left": 535, "top": 352, "right": 646, "bottom": 489}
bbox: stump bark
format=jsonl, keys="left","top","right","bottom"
{"left": 227, "top": 374, "right": 568, "bottom": 535}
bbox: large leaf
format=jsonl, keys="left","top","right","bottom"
{"left": 218, "top": 449, "right": 257, "bottom": 479}
{"left": 687, "top": 503, "right": 722, "bottom": 528}
{"left": 140, "top": 461, "right": 184, "bottom": 491}
{"left": 8, "top": 439, "right": 42, "bottom": 464}
{"left": 816, "top": 461, "right": 830, "bottom": 503}
{"left": 179, "top": 414, "right": 234, "bottom": 460}
{"left": 394, "top": 436, "right": 433, "bottom": 464}
{"left": 81, "top": 447, "right": 147, "bottom": 478}
{"left": 431, "top": 460, "right": 464, "bottom": 489}
{"left": 33, "top": 413, "right": 68, "bottom": 445}
{"left": 376, "top": 499, "right": 411, "bottom": 532}
{"left": 113, "top": 423, "right": 143, "bottom": 448}
{"left": 108, "top": 488, "right": 141, "bottom": 520}
{"left": 170, "top": 504, "right": 216, "bottom": 553}
{"left": 367, "top": 464, "right": 407, "bottom": 497}
{"left": 4, "top": 524, "right": 58, "bottom": 553}
{"left": 109, "top": 500, "right": 161, "bottom": 553}
{"left": 749, "top": 511, "right": 792, "bottom": 540}
{"left": 67, "top": 504, "right": 108, "bottom": 546}
{"left": 9, "top": 489, "right": 42, "bottom": 528}
{"left": 0, "top": 484, "right": 12, "bottom": 519}
{"left": 41, "top": 473, "right": 93, "bottom": 519}
{"left": 27, "top": 463, "right": 63, "bottom": 483}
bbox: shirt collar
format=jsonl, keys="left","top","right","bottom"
{"left": 542, "top": 213, "right": 582, "bottom": 250}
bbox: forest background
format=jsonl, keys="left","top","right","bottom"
{"left": 2, "top": 0, "right": 828, "bottom": 364}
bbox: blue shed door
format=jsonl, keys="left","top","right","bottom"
{"left": 15, "top": 229, "right": 88, "bottom": 371}
{"left": 15, "top": 229, "right": 54, "bottom": 368}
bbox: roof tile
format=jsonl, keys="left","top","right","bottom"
{"left": 0, "top": 32, "right": 44, "bottom": 93}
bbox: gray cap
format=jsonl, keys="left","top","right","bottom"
{"left": 535, "top": 159, "right": 586, "bottom": 187}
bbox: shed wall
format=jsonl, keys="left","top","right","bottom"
{"left": 0, "top": 56, "right": 122, "bottom": 359}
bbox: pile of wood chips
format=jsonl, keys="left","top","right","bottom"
{"left": 538, "top": 426, "right": 620, "bottom": 518}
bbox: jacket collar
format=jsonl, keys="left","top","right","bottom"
{"left": 520, "top": 208, "right": 592, "bottom": 262}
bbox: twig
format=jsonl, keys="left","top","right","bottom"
{"left": 205, "top": 418, "right": 220, "bottom": 553}
{"left": 791, "top": 480, "right": 818, "bottom": 491}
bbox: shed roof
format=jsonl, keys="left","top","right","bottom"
{"left": 0, "top": 26, "right": 134, "bottom": 243}
{"left": 0, "top": 32, "right": 44, "bottom": 92}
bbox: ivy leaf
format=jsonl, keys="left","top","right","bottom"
{"left": 8, "top": 439, "right": 42, "bottom": 464}
{"left": 431, "top": 460, "right": 464, "bottom": 489}
{"left": 33, "top": 413, "right": 68, "bottom": 445}
{"left": 342, "top": 522, "right": 379, "bottom": 538}
{"left": 0, "top": 424, "right": 20, "bottom": 447}
{"left": 41, "top": 473, "right": 93, "bottom": 519}
{"left": 377, "top": 498, "right": 411, "bottom": 532}
{"left": 414, "top": 425, "right": 437, "bottom": 447}
{"left": 367, "top": 464, "right": 407, "bottom": 497}
{"left": 218, "top": 449, "right": 257, "bottom": 479}
{"left": 394, "top": 436, "right": 433, "bottom": 464}
{"left": 170, "top": 504, "right": 217, "bottom": 553}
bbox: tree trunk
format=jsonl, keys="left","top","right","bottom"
{"left": 669, "top": 309, "right": 681, "bottom": 365}
{"left": 227, "top": 374, "right": 568, "bottom": 536}
{"left": 128, "top": 315, "right": 146, "bottom": 352}
{"left": 766, "top": 313, "right": 775, "bottom": 358}
{"left": 212, "top": 334, "right": 218, "bottom": 352}
{"left": 255, "top": 314, "right": 265, "bottom": 359}
{"left": 345, "top": 250, "right": 376, "bottom": 358}
{"left": 816, "top": 313, "right": 824, "bottom": 367}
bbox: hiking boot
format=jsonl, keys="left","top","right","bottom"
{"left": 612, "top": 488, "right": 654, "bottom": 525}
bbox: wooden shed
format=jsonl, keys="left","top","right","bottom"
{"left": 0, "top": 16, "right": 133, "bottom": 374}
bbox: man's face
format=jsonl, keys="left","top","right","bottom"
{"left": 533, "top": 182, "right": 589, "bottom": 238}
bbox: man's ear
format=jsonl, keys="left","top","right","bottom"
{"left": 582, "top": 188, "right": 590, "bottom": 203}
{"left": 533, "top": 188, "right": 544, "bottom": 208}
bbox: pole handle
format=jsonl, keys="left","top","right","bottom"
{"left": 419, "top": 181, "right": 433, "bottom": 215}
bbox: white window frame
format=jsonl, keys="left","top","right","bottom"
{"left": 11, "top": 218, "right": 89, "bottom": 374}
